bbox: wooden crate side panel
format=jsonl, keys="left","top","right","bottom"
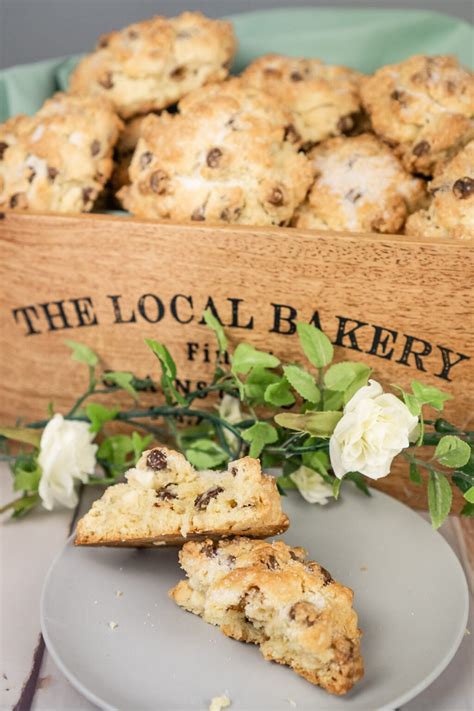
{"left": 1, "top": 212, "right": 472, "bottom": 510}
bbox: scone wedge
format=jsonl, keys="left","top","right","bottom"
{"left": 170, "top": 537, "right": 364, "bottom": 695}
{"left": 75, "top": 447, "right": 288, "bottom": 547}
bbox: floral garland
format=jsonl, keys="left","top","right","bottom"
{"left": 0, "top": 311, "right": 472, "bottom": 528}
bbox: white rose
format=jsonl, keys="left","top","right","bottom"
{"left": 218, "top": 394, "right": 242, "bottom": 446}
{"left": 329, "top": 380, "right": 418, "bottom": 480}
{"left": 290, "top": 465, "right": 334, "bottom": 505}
{"left": 38, "top": 414, "right": 98, "bottom": 510}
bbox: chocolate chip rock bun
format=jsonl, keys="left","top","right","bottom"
{"left": 0, "top": 93, "right": 122, "bottom": 213}
{"left": 361, "top": 54, "right": 474, "bottom": 176}
{"left": 69, "top": 12, "right": 237, "bottom": 119}
{"left": 118, "top": 79, "right": 313, "bottom": 226}
{"left": 241, "top": 54, "right": 364, "bottom": 149}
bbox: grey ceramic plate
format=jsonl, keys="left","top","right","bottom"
{"left": 41, "top": 488, "right": 468, "bottom": 711}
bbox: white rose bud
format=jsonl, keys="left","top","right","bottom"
{"left": 218, "top": 394, "right": 242, "bottom": 446}
{"left": 329, "top": 380, "right": 419, "bottom": 480}
{"left": 38, "top": 413, "right": 98, "bottom": 510}
{"left": 290, "top": 465, "right": 334, "bottom": 505}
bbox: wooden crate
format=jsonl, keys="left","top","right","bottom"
{"left": 1, "top": 211, "right": 472, "bottom": 510}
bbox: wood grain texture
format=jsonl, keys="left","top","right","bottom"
{"left": 0, "top": 211, "right": 472, "bottom": 510}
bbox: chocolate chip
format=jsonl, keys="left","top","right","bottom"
{"left": 82, "top": 187, "right": 95, "bottom": 205}
{"left": 149, "top": 169, "right": 168, "bottom": 194}
{"left": 147, "top": 449, "right": 168, "bottom": 470}
{"left": 391, "top": 89, "right": 404, "bottom": 102}
{"left": 289, "top": 550, "right": 302, "bottom": 561}
{"left": 319, "top": 566, "right": 333, "bottom": 586}
{"left": 91, "top": 140, "right": 101, "bottom": 156}
{"left": 290, "top": 71, "right": 303, "bottom": 82}
{"left": 230, "top": 466, "right": 238, "bottom": 477}
{"left": 128, "top": 29, "right": 138, "bottom": 39}
{"left": 99, "top": 72, "right": 114, "bottom": 89}
{"left": 446, "top": 80, "right": 456, "bottom": 94}
{"left": 27, "top": 168, "right": 36, "bottom": 184}
{"left": 191, "top": 206, "right": 205, "bottom": 221}
{"left": 267, "top": 187, "right": 284, "bottom": 206}
{"left": 266, "top": 555, "right": 280, "bottom": 570}
{"left": 0, "top": 212, "right": 5, "bottom": 220}
{"left": 206, "top": 148, "right": 222, "bottom": 168}
{"left": 194, "top": 486, "right": 224, "bottom": 510}
{"left": 155, "top": 487, "right": 177, "bottom": 501}
{"left": 98, "top": 36, "right": 109, "bottom": 48}
{"left": 413, "top": 140, "right": 430, "bottom": 156}
{"left": 9, "top": 193, "right": 27, "bottom": 209}
{"left": 47, "top": 167, "right": 58, "bottom": 182}
{"left": 139, "top": 151, "right": 153, "bottom": 169}
{"left": 284, "top": 124, "right": 301, "bottom": 144}
{"left": 0, "top": 142, "right": 9, "bottom": 160}
{"left": 219, "top": 207, "right": 240, "bottom": 222}
{"left": 452, "top": 177, "right": 474, "bottom": 199}
{"left": 300, "top": 140, "right": 316, "bottom": 153}
{"left": 345, "top": 189, "right": 362, "bottom": 203}
{"left": 170, "top": 66, "right": 186, "bottom": 80}
{"left": 337, "top": 115, "right": 354, "bottom": 133}
{"left": 226, "top": 555, "right": 236, "bottom": 568}
{"left": 264, "top": 67, "right": 281, "bottom": 78}
{"left": 289, "top": 601, "right": 319, "bottom": 626}
{"left": 202, "top": 541, "right": 218, "bottom": 558}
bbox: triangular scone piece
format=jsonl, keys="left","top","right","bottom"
{"left": 75, "top": 447, "right": 289, "bottom": 547}
{"left": 170, "top": 538, "right": 364, "bottom": 695}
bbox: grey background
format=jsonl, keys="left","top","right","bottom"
{"left": 0, "top": 0, "right": 472, "bottom": 69}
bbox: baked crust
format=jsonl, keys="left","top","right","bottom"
{"left": 241, "top": 53, "right": 364, "bottom": 148}
{"left": 118, "top": 78, "right": 313, "bottom": 226}
{"left": 406, "top": 140, "right": 474, "bottom": 239}
{"left": 361, "top": 54, "right": 474, "bottom": 176}
{"left": 0, "top": 92, "right": 122, "bottom": 213}
{"left": 293, "top": 133, "right": 426, "bottom": 233}
{"left": 75, "top": 447, "right": 289, "bottom": 547}
{"left": 69, "top": 12, "right": 237, "bottom": 119}
{"left": 170, "top": 537, "right": 364, "bottom": 695}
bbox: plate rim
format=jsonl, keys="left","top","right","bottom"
{"left": 40, "top": 488, "right": 469, "bottom": 711}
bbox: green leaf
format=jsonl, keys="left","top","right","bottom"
{"left": 232, "top": 344, "right": 280, "bottom": 375}
{"left": 428, "top": 470, "right": 452, "bottom": 529}
{"left": 131, "top": 431, "right": 153, "bottom": 462}
{"left": 0, "top": 426, "right": 41, "bottom": 448}
{"left": 276, "top": 474, "right": 298, "bottom": 491}
{"left": 403, "top": 393, "right": 422, "bottom": 417}
{"left": 275, "top": 411, "right": 342, "bottom": 437}
{"left": 411, "top": 381, "right": 452, "bottom": 411}
{"left": 296, "top": 323, "right": 333, "bottom": 369}
{"left": 203, "top": 309, "right": 228, "bottom": 353}
{"left": 464, "top": 486, "right": 474, "bottom": 503}
{"left": 435, "top": 436, "right": 471, "bottom": 469}
{"left": 283, "top": 365, "right": 320, "bottom": 403}
{"left": 324, "top": 362, "right": 371, "bottom": 393}
{"left": 13, "top": 455, "right": 42, "bottom": 492}
{"left": 186, "top": 439, "right": 228, "bottom": 469}
{"left": 244, "top": 367, "right": 280, "bottom": 404}
{"left": 85, "top": 403, "right": 118, "bottom": 434}
{"left": 11, "top": 493, "right": 41, "bottom": 518}
{"left": 332, "top": 477, "right": 342, "bottom": 500}
{"left": 241, "top": 422, "right": 278, "bottom": 458}
{"left": 103, "top": 371, "right": 139, "bottom": 400}
{"left": 342, "top": 369, "right": 372, "bottom": 405}
{"left": 264, "top": 378, "right": 295, "bottom": 407}
{"left": 323, "top": 389, "right": 344, "bottom": 411}
{"left": 302, "top": 448, "right": 331, "bottom": 481}
{"left": 145, "top": 339, "right": 177, "bottom": 378}
{"left": 65, "top": 340, "right": 98, "bottom": 367}
{"left": 145, "top": 339, "right": 186, "bottom": 405}
{"left": 460, "top": 502, "right": 474, "bottom": 517}
{"left": 97, "top": 434, "right": 134, "bottom": 475}
{"left": 345, "top": 472, "right": 372, "bottom": 497}
{"left": 409, "top": 462, "right": 422, "bottom": 485}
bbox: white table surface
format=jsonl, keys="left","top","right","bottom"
{"left": 1, "top": 463, "right": 473, "bottom": 711}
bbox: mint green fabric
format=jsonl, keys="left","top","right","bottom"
{"left": 1, "top": 7, "right": 473, "bottom": 122}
